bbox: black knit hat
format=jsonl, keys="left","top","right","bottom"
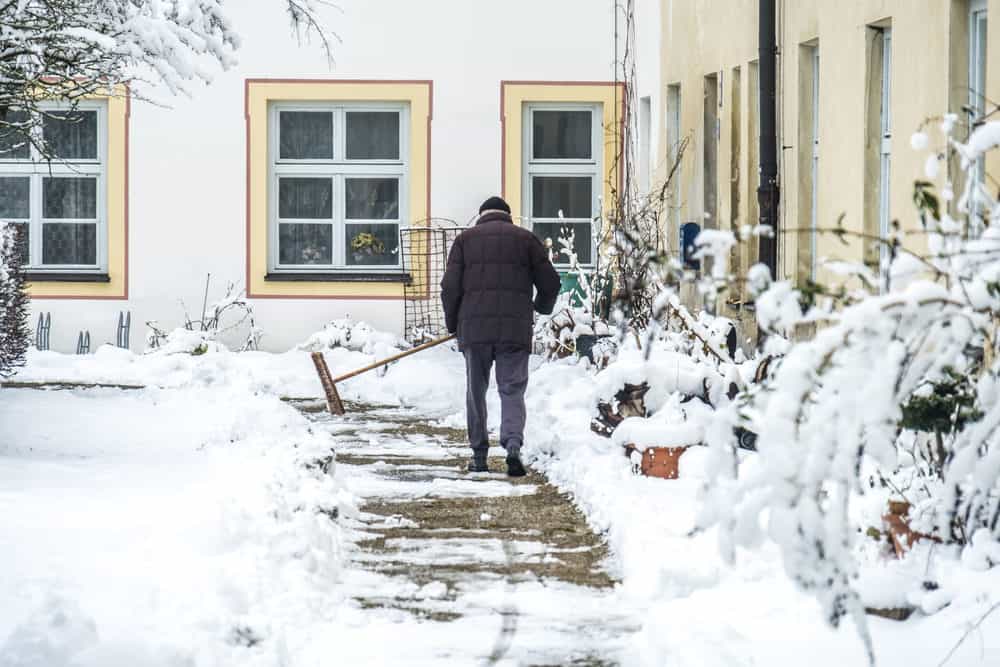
{"left": 479, "top": 196, "right": 511, "bottom": 214}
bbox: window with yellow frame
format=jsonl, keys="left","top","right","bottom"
{"left": 0, "top": 91, "right": 129, "bottom": 299}
{"left": 500, "top": 81, "right": 624, "bottom": 270}
{"left": 245, "top": 79, "right": 432, "bottom": 299}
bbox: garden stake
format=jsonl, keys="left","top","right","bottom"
{"left": 311, "top": 334, "right": 456, "bottom": 415}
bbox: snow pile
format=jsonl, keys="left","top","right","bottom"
{"left": 145, "top": 326, "right": 228, "bottom": 356}
{"left": 0, "top": 385, "right": 353, "bottom": 666}
{"left": 611, "top": 392, "right": 714, "bottom": 450}
{"left": 297, "top": 317, "right": 404, "bottom": 358}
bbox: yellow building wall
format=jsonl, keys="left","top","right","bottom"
{"left": 658, "top": 0, "right": 758, "bottom": 309}
{"left": 244, "top": 79, "right": 432, "bottom": 299}
{"left": 780, "top": 0, "right": 955, "bottom": 284}
{"left": 28, "top": 90, "right": 130, "bottom": 300}
{"left": 658, "top": 0, "right": 998, "bottom": 289}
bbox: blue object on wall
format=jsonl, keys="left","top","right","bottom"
{"left": 680, "top": 222, "right": 701, "bottom": 270}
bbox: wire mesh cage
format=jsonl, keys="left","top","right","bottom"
{"left": 400, "top": 221, "right": 463, "bottom": 344}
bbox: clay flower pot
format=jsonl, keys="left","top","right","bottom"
{"left": 626, "top": 445, "right": 690, "bottom": 479}
{"left": 882, "top": 500, "right": 936, "bottom": 558}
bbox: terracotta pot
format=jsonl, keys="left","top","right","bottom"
{"left": 882, "top": 500, "right": 936, "bottom": 558}
{"left": 632, "top": 445, "right": 690, "bottom": 479}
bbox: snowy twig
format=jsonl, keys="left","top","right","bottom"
{"left": 937, "top": 600, "right": 1000, "bottom": 667}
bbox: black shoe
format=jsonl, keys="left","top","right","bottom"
{"left": 468, "top": 452, "right": 489, "bottom": 473}
{"left": 506, "top": 450, "right": 526, "bottom": 477}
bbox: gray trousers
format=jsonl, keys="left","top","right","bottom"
{"left": 463, "top": 344, "right": 530, "bottom": 454}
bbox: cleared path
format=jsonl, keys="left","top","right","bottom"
{"left": 299, "top": 400, "right": 640, "bottom": 666}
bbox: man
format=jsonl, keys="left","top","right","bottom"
{"left": 440, "top": 196, "right": 561, "bottom": 476}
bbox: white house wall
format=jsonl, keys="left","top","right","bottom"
{"left": 29, "top": 0, "right": 618, "bottom": 353}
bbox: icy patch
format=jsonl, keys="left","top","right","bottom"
{"left": 343, "top": 471, "right": 538, "bottom": 500}
{"left": 357, "top": 537, "right": 550, "bottom": 566}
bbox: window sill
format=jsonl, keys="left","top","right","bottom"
{"left": 25, "top": 272, "right": 111, "bottom": 283}
{"left": 265, "top": 272, "right": 412, "bottom": 284}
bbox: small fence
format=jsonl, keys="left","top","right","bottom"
{"left": 400, "top": 222, "right": 463, "bottom": 345}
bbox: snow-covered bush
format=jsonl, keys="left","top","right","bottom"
{"left": 685, "top": 118, "right": 1000, "bottom": 658}
{"left": 145, "top": 280, "right": 260, "bottom": 354}
{"left": 298, "top": 317, "right": 405, "bottom": 358}
{"left": 0, "top": 222, "right": 30, "bottom": 376}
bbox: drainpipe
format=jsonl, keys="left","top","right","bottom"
{"left": 757, "top": 0, "right": 779, "bottom": 278}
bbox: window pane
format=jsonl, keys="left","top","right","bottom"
{"left": 533, "top": 110, "right": 592, "bottom": 159}
{"left": 346, "top": 112, "right": 400, "bottom": 160}
{"left": 43, "top": 177, "right": 97, "bottom": 219}
{"left": 532, "top": 176, "right": 592, "bottom": 219}
{"left": 0, "top": 177, "right": 30, "bottom": 218}
{"left": 0, "top": 109, "right": 30, "bottom": 159}
{"left": 42, "top": 223, "right": 96, "bottom": 265}
{"left": 278, "top": 178, "right": 332, "bottom": 219}
{"left": 279, "top": 111, "right": 333, "bottom": 160}
{"left": 278, "top": 223, "right": 332, "bottom": 265}
{"left": 43, "top": 110, "right": 98, "bottom": 160}
{"left": 346, "top": 223, "right": 399, "bottom": 266}
{"left": 533, "top": 222, "right": 592, "bottom": 265}
{"left": 346, "top": 178, "right": 399, "bottom": 220}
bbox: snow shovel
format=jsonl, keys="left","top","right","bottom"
{"left": 310, "top": 334, "right": 457, "bottom": 415}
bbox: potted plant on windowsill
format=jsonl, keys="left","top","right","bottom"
{"left": 350, "top": 231, "right": 392, "bottom": 265}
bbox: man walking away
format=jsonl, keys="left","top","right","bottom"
{"left": 440, "top": 196, "right": 561, "bottom": 476}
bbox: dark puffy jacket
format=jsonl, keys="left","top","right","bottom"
{"left": 440, "top": 210, "right": 561, "bottom": 349}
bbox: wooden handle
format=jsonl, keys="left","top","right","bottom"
{"left": 311, "top": 351, "right": 345, "bottom": 415}
{"left": 331, "top": 334, "right": 457, "bottom": 384}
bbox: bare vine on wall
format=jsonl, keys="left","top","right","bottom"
{"left": 604, "top": 0, "right": 690, "bottom": 333}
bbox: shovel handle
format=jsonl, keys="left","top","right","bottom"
{"left": 330, "top": 334, "right": 457, "bottom": 384}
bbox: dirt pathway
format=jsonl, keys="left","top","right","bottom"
{"left": 297, "top": 400, "right": 639, "bottom": 666}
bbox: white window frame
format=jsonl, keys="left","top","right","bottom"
{"left": 970, "top": 1, "right": 988, "bottom": 121}
{"left": 969, "top": 0, "right": 988, "bottom": 219}
{"left": 639, "top": 96, "right": 652, "bottom": 194}
{"left": 878, "top": 28, "right": 892, "bottom": 270}
{"left": 810, "top": 46, "right": 820, "bottom": 280}
{"left": 666, "top": 84, "right": 682, "bottom": 248}
{"left": 267, "top": 101, "right": 410, "bottom": 272}
{"left": 0, "top": 100, "right": 108, "bottom": 273}
{"left": 522, "top": 102, "right": 603, "bottom": 268}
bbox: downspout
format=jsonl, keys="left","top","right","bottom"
{"left": 757, "top": 0, "right": 779, "bottom": 278}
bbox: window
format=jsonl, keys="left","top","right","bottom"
{"left": 639, "top": 96, "right": 652, "bottom": 193}
{"left": 523, "top": 104, "right": 602, "bottom": 266}
{"left": 666, "top": 84, "right": 683, "bottom": 239}
{"left": 812, "top": 48, "right": 820, "bottom": 279}
{"left": 703, "top": 73, "right": 720, "bottom": 231}
{"left": 969, "top": 1, "right": 988, "bottom": 218}
{"left": 729, "top": 66, "right": 742, "bottom": 280}
{"left": 969, "top": 1, "right": 988, "bottom": 122}
{"left": 879, "top": 28, "right": 892, "bottom": 269}
{"left": 799, "top": 43, "right": 820, "bottom": 280}
{"left": 269, "top": 103, "right": 408, "bottom": 271}
{"left": 0, "top": 102, "right": 107, "bottom": 273}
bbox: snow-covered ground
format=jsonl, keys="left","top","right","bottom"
{"left": 3, "top": 326, "right": 1000, "bottom": 665}
{"left": 0, "top": 377, "right": 350, "bottom": 666}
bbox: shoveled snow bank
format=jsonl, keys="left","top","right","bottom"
{"left": 0, "top": 386, "right": 353, "bottom": 667}
{"left": 13, "top": 325, "right": 465, "bottom": 414}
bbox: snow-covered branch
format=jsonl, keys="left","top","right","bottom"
{"left": 0, "top": 0, "right": 335, "bottom": 159}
